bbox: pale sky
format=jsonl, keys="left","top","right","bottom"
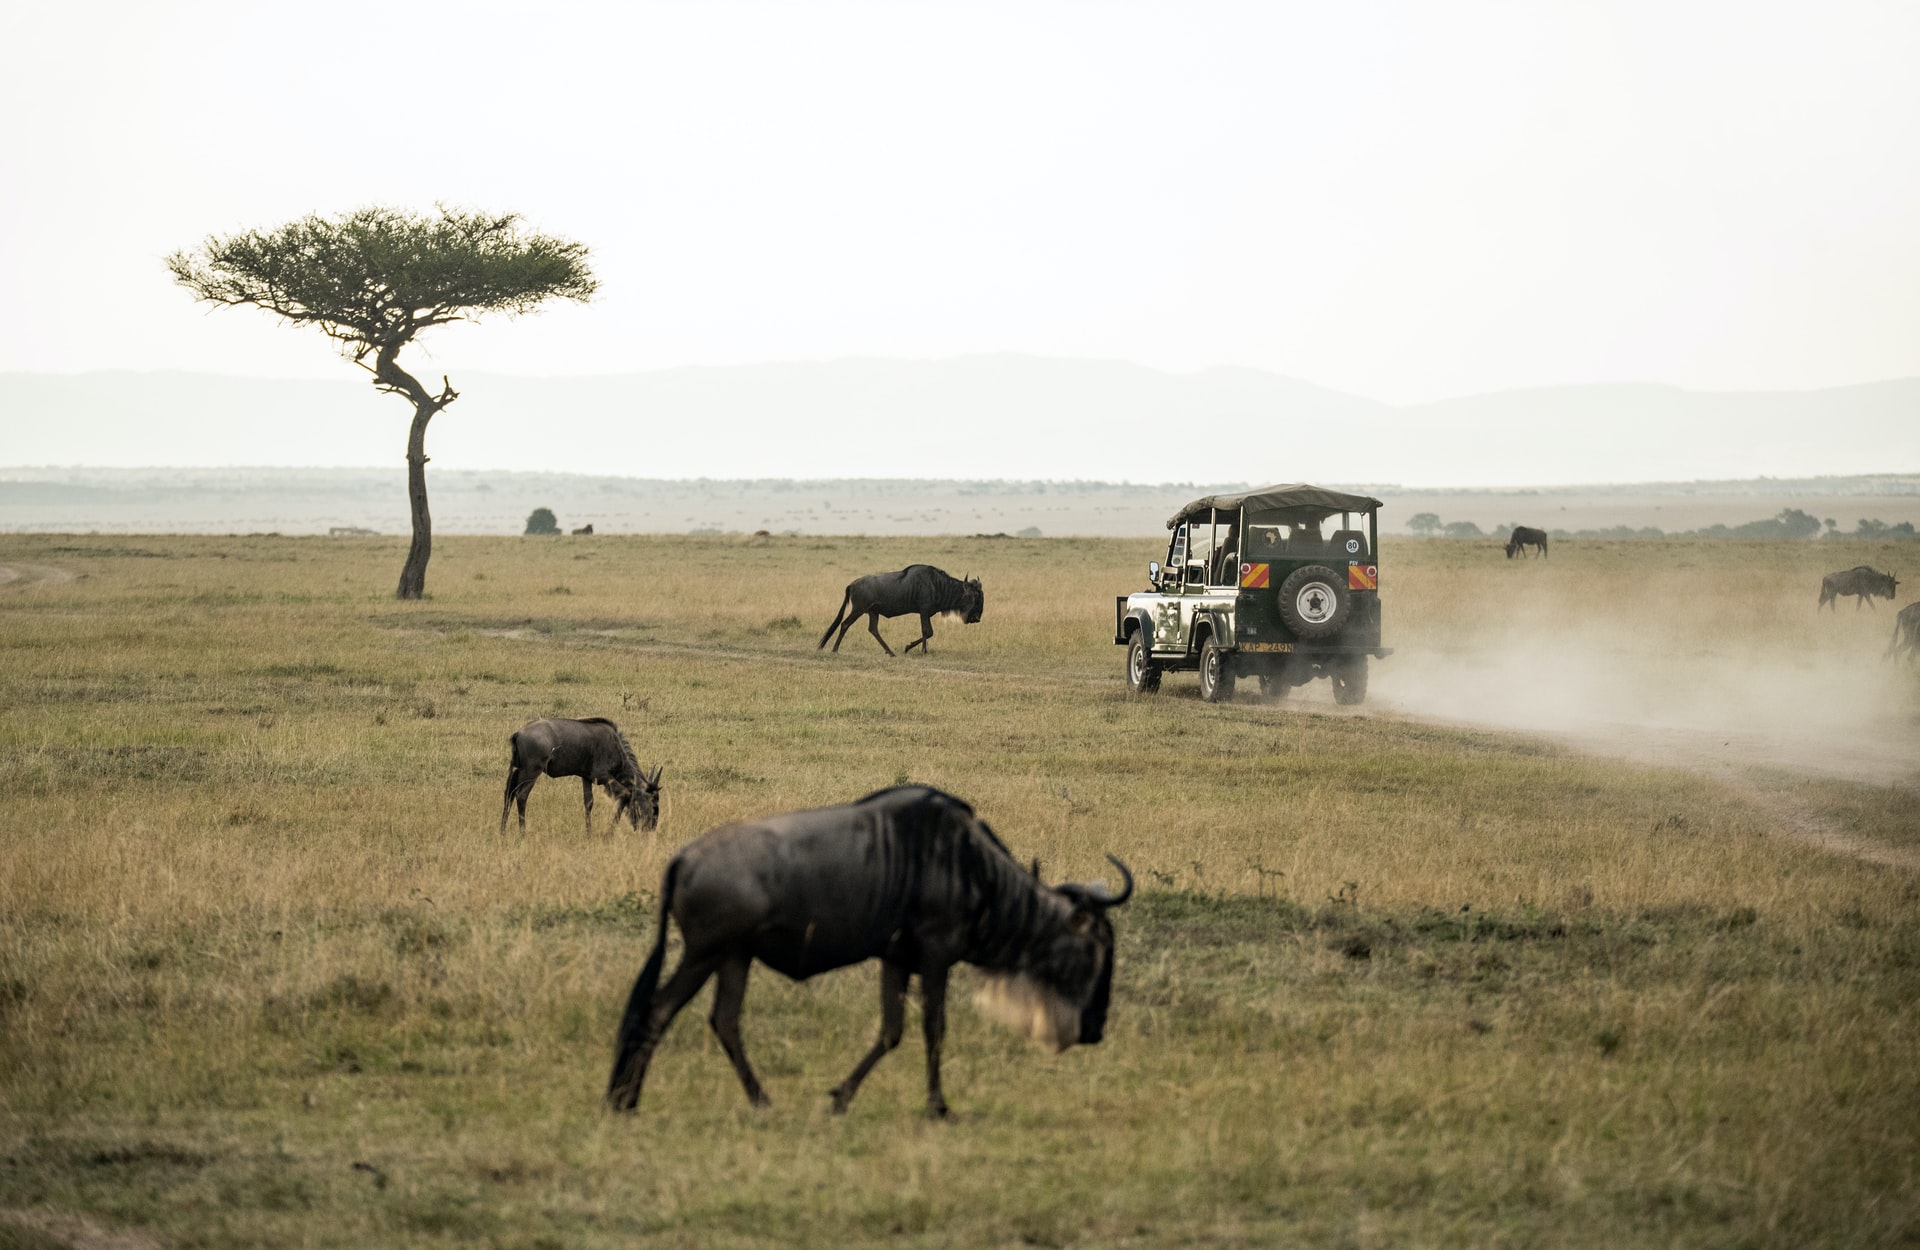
{"left": 2, "top": 0, "right": 1916, "bottom": 408}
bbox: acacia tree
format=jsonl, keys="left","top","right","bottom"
{"left": 168, "top": 206, "right": 596, "bottom": 598}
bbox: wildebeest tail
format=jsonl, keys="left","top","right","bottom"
{"left": 499, "top": 732, "right": 524, "bottom": 832}
{"left": 817, "top": 587, "right": 852, "bottom": 649}
{"left": 605, "top": 858, "right": 680, "bottom": 1107}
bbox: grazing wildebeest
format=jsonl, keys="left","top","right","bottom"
{"left": 817, "top": 564, "right": 984, "bottom": 656}
{"left": 499, "top": 717, "right": 661, "bottom": 834}
{"left": 1886, "top": 602, "right": 1920, "bottom": 662}
{"left": 1819, "top": 565, "right": 1897, "bottom": 611}
{"left": 1505, "top": 526, "right": 1549, "bottom": 559}
{"left": 604, "top": 785, "right": 1132, "bottom": 1118}
{"left": 571, "top": 524, "right": 594, "bottom": 535}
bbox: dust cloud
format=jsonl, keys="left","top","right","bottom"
{"left": 1364, "top": 576, "right": 1920, "bottom": 791}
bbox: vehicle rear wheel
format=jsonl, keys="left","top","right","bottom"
{"left": 1330, "top": 655, "right": 1369, "bottom": 706}
{"left": 1198, "top": 636, "right": 1235, "bottom": 703}
{"left": 1125, "top": 631, "right": 1161, "bottom": 694}
{"left": 1277, "top": 565, "right": 1351, "bottom": 640}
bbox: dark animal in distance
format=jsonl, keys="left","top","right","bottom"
{"left": 1505, "top": 526, "right": 1549, "bottom": 559}
{"left": 604, "top": 784, "right": 1132, "bottom": 1118}
{"left": 571, "top": 524, "right": 594, "bottom": 535}
{"left": 1886, "top": 602, "right": 1920, "bottom": 663}
{"left": 818, "top": 564, "right": 984, "bottom": 656}
{"left": 1819, "top": 566, "right": 1897, "bottom": 611}
{"left": 500, "top": 717, "right": 661, "bottom": 834}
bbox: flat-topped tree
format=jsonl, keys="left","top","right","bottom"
{"left": 168, "top": 206, "right": 596, "bottom": 599}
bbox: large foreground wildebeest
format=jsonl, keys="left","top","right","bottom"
{"left": 604, "top": 785, "right": 1132, "bottom": 1118}
{"left": 1819, "top": 565, "right": 1897, "bottom": 611}
{"left": 1505, "top": 526, "right": 1548, "bottom": 559}
{"left": 1886, "top": 602, "right": 1920, "bottom": 662}
{"left": 817, "top": 564, "right": 984, "bottom": 656}
{"left": 499, "top": 717, "right": 662, "bottom": 834}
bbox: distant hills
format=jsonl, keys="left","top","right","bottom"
{"left": 2, "top": 356, "right": 1915, "bottom": 486}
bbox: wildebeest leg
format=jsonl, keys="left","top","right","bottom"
{"left": 606, "top": 950, "right": 723, "bottom": 1110}
{"left": 829, "top": 960, "right": 908, "bottom": 1114}
{"left": 919, "top": 963, "right": 950, "bottom": 1118}
{"left": 511, "top": 777, "right": 539, "bottom": 833}
{"left": 866, "top": 611, "right": 896, "bottom": 657}
{"left": 903, "top": 613, "right": 934, "bottom": 654}
{"left": 708, "top": 954, "right": 769, "bottom": 1108}
{"left": 832, "top": 610, "right": 862, "bottom": 653}
{"left": 581, "top": 777, "right": 595, "bottom": 833}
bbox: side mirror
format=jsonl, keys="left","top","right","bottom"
{"left": 1147, "top": 560, "right": 1161, "bottom": 585}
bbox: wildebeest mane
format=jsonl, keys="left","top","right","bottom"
{"left": 852, "top": 785, "right": 1055, "bottom": 967}
{"left": 574, "top": 716, "right": 639, "bottom": 776}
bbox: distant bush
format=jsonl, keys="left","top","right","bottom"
{"left": 1849, "top": 518, "right": 1918, "bottom": 540}
{"left": 524, "top": 507, "right": 560, "bottom": 536}
{"left": 1406, "top": 512, "right": 1441, "bottom": 536}
{"left": 1442, "top": 520, "right": 1484, "bottom": 538}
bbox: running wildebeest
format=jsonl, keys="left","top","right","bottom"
{"left": 604, "top": 784, "right": 1132, "bottom": 1118}
{"left": 499, "top": 717, "right": 661, "bottom": 834}
{"left": 1505, "top": 526, "right": 1549, "bottom": 559}
{"left": 1818, "top": 565, "right": 1897, "bottom": 611}
{"left": 1886, "top": 602, "right": 1920, "bottom": 663}
{"left": 817, "top": 564, "right": 984, "bottom": 656}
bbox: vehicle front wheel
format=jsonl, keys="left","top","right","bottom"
{"left": 1330, "top": 655, "right": 1369, "bottom": 706}
{"left": 1126, "top": 632, "right": 1161, "bottom": 694}
{"left": 1198, "top": 636, "right": 1235, "bottom": 703}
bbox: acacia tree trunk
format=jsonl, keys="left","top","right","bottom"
{"left": 374, "top": 345, "right": 458, "bottom": 601}
{"left": 396, "top": 405, "right": 435, "bottom": 599}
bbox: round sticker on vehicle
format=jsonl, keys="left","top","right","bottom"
{"left": 1345, "top": 537, "right": 1361, "bottom": 554}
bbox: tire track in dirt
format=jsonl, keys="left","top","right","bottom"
{"left": 0, "top": 563, "right": 76, "bottom": 588}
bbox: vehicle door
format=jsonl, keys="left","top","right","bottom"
{"left": 1150, "top": 522, "right": 1191, "bottom": 651}
{"left": 1180, "top": 510, "right": 1221, "bottom": 648}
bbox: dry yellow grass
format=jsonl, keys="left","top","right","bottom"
{"left": 0, "top": 531, "right": 1915, "bottom": 1248}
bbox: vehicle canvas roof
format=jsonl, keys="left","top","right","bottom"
{"left": 1167, "top": 484, "right": 1384, "bottom": 529}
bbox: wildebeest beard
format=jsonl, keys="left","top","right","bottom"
{"left": 973, "top": 973, "right": 1081, "bottom": 1051}
{"left": 971, "top": 910, "right": 1115, "bottom": 1051}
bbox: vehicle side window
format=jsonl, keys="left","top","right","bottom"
{"left": 1209, "top": 522, "right": 1240, "bottom": 586}
{"left": 1167, "top": 524, "right": 1189, "bottom": 581}
{"left": 1185, "top": 522, "right": 1213, "bottom": 587}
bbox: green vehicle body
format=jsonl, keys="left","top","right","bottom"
{"left": 1112, "top": 484, "right": 1391, "bottom": 705}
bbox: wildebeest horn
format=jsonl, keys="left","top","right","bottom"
{"left": 1060, "top": 855, "right": 1135, "bottom": 908}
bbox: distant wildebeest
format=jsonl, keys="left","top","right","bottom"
{"left": 1819, "top": 565, "right": 1897, "bottom": 611}
{"left": 604, "top": 785, "right": 1132, "bottom": 1118}
{"left": 571, "top": 524, "right": 594, "bottom": 535}
{"left": 817, "top": 564, "right": 984, "bottom": 656}
{"left": 1505, "top": 526, "right": 1549, "bottom": 559}
{"left": 1886, "top": 602, "right": 1920, "bottom": 662}
{"left": 499, "top": 717, "right": 661, "bottom": 834}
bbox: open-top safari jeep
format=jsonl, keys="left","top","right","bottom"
{"left": 1113, "top": 484, "right": 1390, "bottom": 704}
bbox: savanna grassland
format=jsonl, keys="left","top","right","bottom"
{"left": 1, "top": 530, "right": 1916, "bottom": 1249}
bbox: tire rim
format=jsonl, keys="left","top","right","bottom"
{"left": 1130, "top": 641, "right": 1145, "bottom": 685}
{"left": 1295, "top": 582, "right": 1337, "bottom": 624}
{"left": 1202, "top": 646, "right": 1218, "bottom": 689}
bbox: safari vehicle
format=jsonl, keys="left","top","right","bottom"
{"left": 1113, "top": 484, "right": 1389, "bottom": 704}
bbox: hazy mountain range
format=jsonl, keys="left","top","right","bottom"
{"left": 3, "top": 356, "right": 1915, "bottom": 487}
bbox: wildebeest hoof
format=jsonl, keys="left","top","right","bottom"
{"left": 828, "top": 1088, "right": 853, "bottom": 1115}
{"left": 925, "top": 1102, "right": 950, "bottom": 1120}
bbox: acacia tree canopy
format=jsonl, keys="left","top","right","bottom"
{"left": 168, "top": 206, "right": 596, "bottom": 598}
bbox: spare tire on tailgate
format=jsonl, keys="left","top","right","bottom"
{"left": 1277, "top": 564, "right": 1350, "bottom": 639}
